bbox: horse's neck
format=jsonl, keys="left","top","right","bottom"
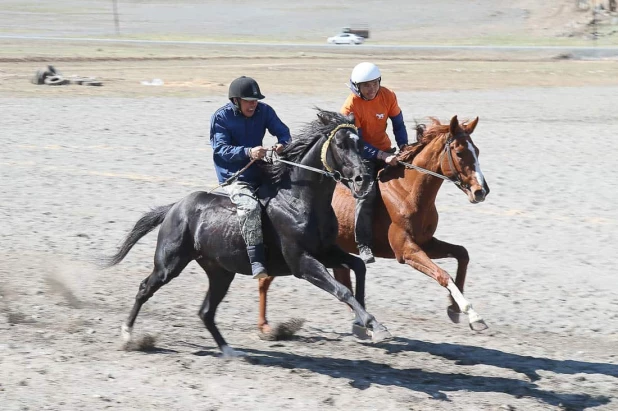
{"left": 287, "top": 138, "right": 336, "bottom": 206}
{"left": 383, "top": 138, "right": 446, "bottom": 212}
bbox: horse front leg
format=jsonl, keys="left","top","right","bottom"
{"left": 294, "top": 252, "right": 391, "bottom": 343}
{"left": 333, "top": 268, "right": 353, "bottom": 293}
{"left": 257, "top": 276, "right": 275, "bottom": 334}
{"left": 322, "top": 246, "right": 381, "bottom": 339}
{"left": 423, "top": 238, "right": 469, "bottom": 293}
{"left": 321, "top": 246, "right": 366, "bottom": 308}
{"left": 394, "top": 236, "right": 487, "bottom": 331}
{"left": 422, "top": 237, "right": 467, "bottom": 310}
{"left": 421, "top": 237, "right": 486, "bottom": 331}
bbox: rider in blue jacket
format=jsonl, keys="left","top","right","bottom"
{"left": 210, "top": 76, "right": 291, "bottom": 278}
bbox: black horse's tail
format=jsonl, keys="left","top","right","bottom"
{"left": 102, "top": 203, "right": 175, "bottom": 268}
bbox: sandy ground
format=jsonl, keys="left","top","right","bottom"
{"left": 1, "top": 77, "right": 618, "bottom": 410}
{"left": 2, "top": 2, "right": 618, "bottom": 410}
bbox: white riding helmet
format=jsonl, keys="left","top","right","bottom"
{"left": 348, "top": 62, "right": 382, "bottom": 98}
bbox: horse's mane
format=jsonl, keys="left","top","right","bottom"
{"left": 397, "top": 117, "right": 452, "bottom": 163}
{"left": 262, "top": 109, "right": 351, "bottom": 183}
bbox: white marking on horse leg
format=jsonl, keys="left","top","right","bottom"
{"left": 467, "top": 308, "right": 483, "bottom": 324}
{"left": 446, "top": 279, "right": 484, "bottom": 324}
{"left": 121, "top": 323, "right": 133, "bottom": 342}
{"left": 446, "top": 280, "right": 470, "bottom": 312}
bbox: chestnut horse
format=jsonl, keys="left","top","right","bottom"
{"left": 258, "top": 115, "right": 490, "bottom": 337}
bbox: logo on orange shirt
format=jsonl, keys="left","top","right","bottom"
{"left": 375, "top": 113, "right": 385, "bottom": 119}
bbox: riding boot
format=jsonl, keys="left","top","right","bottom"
{"left": 358, "top": 244, "right": 375, "bottom": 264}
{"left": 354, "top": 161, "right": 377, "bottom": 264}
{"left": 247, "top": 244, "right": 269, "bottom": 279}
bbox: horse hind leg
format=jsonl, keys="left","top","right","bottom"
{"left": 257, "top": 276, "right": 275, "bottom": 334}
{"left": 196, "top": 263, "right": 239, "bottom": 357}
{"left": 122, "top": 247, "right": 191, "bottom": 344}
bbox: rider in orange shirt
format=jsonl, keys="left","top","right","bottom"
{"left": 341, "top": 62, "right": 409, "bottom": 263}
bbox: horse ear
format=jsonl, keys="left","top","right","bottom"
{"left": 465, "top": 117, "right": 479, "bottom": 134}
{"left": 317, "top": 111, "right": 333, "bottom": 125}
{"left": 449, "top": 115, "right": 459, "bottom": 135}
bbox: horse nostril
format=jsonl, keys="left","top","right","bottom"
{"left": 473, "top": 189, "right": 485, "bottom": 201}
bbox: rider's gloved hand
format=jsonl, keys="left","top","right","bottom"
{"left": 377, "top": 150, "right": 398, "bottom": 166}
{"left": 273, "top": 143, "right": 285, "bottom": 154}
{"left": 249, "top": 146, "right": 268, "bottom": 160}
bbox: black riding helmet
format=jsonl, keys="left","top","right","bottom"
{"left": 228, "top": 76, "right": 265, "bottom": 102}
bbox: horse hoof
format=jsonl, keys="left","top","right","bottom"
{"left": 259, "top": 318, "right": 305, "bottom": 341}
{"left": 447, "top": 305, "right": 465, "bottom": 324}
{"left": 121, "top": 323, "right": 132, "bottom": 342}
{"left": 221, "top": 345, "right": 246, "bottom": 358}
{"left": 470, "top": 319, "right": 488, "bottom": 332}
{"left": 351, "top": 323, "right": 371, "bottom": 340}
{"left": 371, "top": 328, "right": 392, "bottom": 343}
{"left": 258, "top": 330, "right": 277, "bottom": 341}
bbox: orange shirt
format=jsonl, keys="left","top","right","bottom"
{"left": 340, "top": 86, "right": 401, "bottom": 151}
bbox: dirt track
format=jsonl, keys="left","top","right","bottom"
{"left": 1, "top": 77, "right": 617, "bottom": 409}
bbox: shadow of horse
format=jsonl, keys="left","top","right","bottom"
{"left": 149, "top": 335, "right": 615, "bottom": 410}
{"left": 232, "top": 343, "right": 612, "bottom": 410}
{"left": 376, "top": 337, "right": 618, "bottom": 382}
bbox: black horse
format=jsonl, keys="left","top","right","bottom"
{"left": 105, "top": 110, "right": 392, "bottom": 357}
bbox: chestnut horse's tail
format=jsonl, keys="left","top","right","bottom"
{"left": 102, "top": 203, "right": 175, "bottom": 268}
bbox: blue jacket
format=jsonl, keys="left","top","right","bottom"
{"left": 210, "top": 102, "right": 291, "bottom": 184}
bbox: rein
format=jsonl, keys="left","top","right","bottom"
{"left": 274, "top": 156, "right": 346, "bottom": 182}
{"left": 274, "top": 123, "right": 358, "bottom": 183}
{"left": 397, "top": 134, "right": 466, "bottom": 190}
{"left": 207, "top": 158, "right": 259, "bottom": 193}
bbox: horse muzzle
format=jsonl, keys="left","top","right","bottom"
{"left": 349, "top": 174, "right": 373, "bottom": 199}
{"left": 467, "top": 182, "right": 489, "bottom": 204}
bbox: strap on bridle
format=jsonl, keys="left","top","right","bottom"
{"left": 397, "top": 134, "right": 467, "bottom": 190}
{"left": 275, "top": 123, "right": 359, "bottom": 182}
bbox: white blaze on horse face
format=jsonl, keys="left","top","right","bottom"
{"left": 349, "top": 132, "right": 360, "bottom": 142}
{"left": 467, "top": 140, "right": 486, "bottom": 189}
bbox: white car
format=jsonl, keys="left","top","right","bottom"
{"left": 327, "top": 33, "right": 364, "bottom": 45}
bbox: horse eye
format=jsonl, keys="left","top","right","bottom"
{"left": 455, "top": 151, "right": 464, "bottom": 158}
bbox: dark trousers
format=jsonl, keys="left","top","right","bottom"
{"left": 354, "top": 160, "right": 377, "bottom": 247}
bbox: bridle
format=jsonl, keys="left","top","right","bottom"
{"left": 397, "top": 133, "right": 469, "bottom": 192}
{"left": 273, "top": 123, "right": 360, "bottom": 183}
